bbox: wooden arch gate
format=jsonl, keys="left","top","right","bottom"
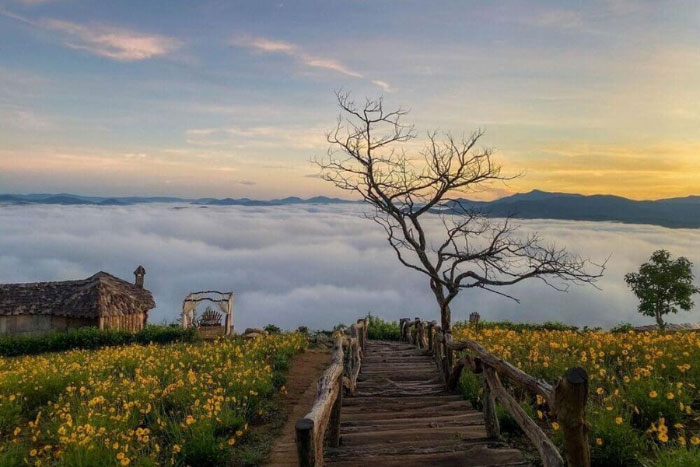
{"left": 181, "top": 291, "right": 234, "bottom": 336}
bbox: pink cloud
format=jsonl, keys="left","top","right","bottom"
{"left": 44, "top": 19, "right": 181, "bottom": 61}
{"left": 231, "top": 35, "right": 393, "bottom": 90}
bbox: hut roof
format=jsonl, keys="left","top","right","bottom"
{"left": 0, "top": 272, "right": 155, "bottom": 318}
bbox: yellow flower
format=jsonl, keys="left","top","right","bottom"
{"left": 551, "top": 422, "right": 559, "bottom": 431}
{"left": 649, "top": 390, "right": 658, "bottom": 399}
{"left": 596, "top": 438, "right": 603, "bottom": 446}
{"left": 615, "top": 417, "right": 623, "bottom": 425}
{"left": 120, "top": 458, "right": 131, "bottom": 466}
{"left": 173, "top": 444, "right": 181, "bottom": 453}
{"left": 116, "top": 452, "right": 125, "bottom": 460}
{"left": 666, "top": 392, "right": 674, "bottom": 400}
{"left": 228, "top": 438, "right": 235, "bottom": 446}
{"left": 658, "top": 432, "right": 668, "bottom": 443}
{"left": 185, "top": 415, "right": 195, "bottom": 425}
{"left": 30, "top": 449, "right": 37, "bottom": 457}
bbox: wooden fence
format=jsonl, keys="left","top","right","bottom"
{"left": 400, "top": 317, "right": 591, "bottom": 467}
{"left": 295, "top": 319, "right": 368, "bottom": 467}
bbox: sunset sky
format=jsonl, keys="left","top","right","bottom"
{"left": 1, "top": 0, "right": 699, "bottom": 200}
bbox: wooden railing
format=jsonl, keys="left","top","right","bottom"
{"left": 400, "top": 317, "right": 590, "bottom": 467}
{"left": 295, "top": 318, "right": 368, "bottom": 467}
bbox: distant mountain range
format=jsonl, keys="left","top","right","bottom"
{"left": 1, "top": 190, "right": 699, "bottom": 228}
{"left": 0, "top": 193, "right": 356, "bottom": 207}
{"left": 445, "top": 190, "right": 700, "bottom": 229}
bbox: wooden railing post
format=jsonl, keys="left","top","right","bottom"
{"left": 426, "top": 321, "right": 436, "bottom": 353}
{"left": 554, "top": 367, "right": 590, "bottom": 467}
{"left": 484, "top": 367, "right": 564, "bottom": 467}
{"left": 356, "top": 319, "right": 365, "bottom": 351}
{"left": 399, "top": 318, "right": 409, "bottom": 341}
{"left": 328, "top": 380, "right": 343, "bottom": 447}
{"left": 416, "top": 318, "right": 426, "bottom": 349}
{"left": 295, "top": 418, "right": 315, "bottom": 467}
{"left": 444, "top": 331, "right": 454, "bottom": 382}
{"left": 482, "top": 374, "right": 501, "bottom": 439}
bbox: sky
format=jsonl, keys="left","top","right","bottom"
{"left": 1, "top": 0, "right": 699, "bottom": 200}
{"left": 1, "top": 204, "right": 698, "bottom": 330}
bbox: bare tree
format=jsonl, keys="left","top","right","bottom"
{"left": 316, "top": 92, "right": 604, "bottom": 331}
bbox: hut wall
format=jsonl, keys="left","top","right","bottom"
{"left": 0, "top": 315, "right": 98, "bottom": 337}
{"left": 99, "top": 313, "right": 147, "bottom": 332}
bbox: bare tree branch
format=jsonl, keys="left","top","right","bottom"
{"left": 315, "top": 92, "right": 605, "bottom": 331}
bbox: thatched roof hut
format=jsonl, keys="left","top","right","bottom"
{"left": 0, "top": 267, "right": 155, "bottom": 336}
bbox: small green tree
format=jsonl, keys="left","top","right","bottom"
{"left": 624, "top": 250, "right": 699, "bottom": 330}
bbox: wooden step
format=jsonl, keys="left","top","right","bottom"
{"left": 325, "top": 446, "right": 527, "bottom": 467}
{"left": 314, "top": 339, "right": 526, "bottom": 467}
{"left": 340, "top": 412, "right": 485, "bottom": 432}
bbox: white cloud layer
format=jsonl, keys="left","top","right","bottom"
{"left": 0, "top": 204, "right": 698, "bottom": 331}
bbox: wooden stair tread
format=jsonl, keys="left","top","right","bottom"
{"left": 318, "top": 339, "right": 527, "bottom": 466}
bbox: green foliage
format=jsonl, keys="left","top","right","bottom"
{"left": 296, "top": 326, "right": 309, "bottom": 335}
{"left": 0, "top": 325, "right": 196, "bottom": 357}
{"left": 587, "top": 410, "right": 647, "bottom": 467}
{"left": 264, "top": 324, "right": 282, "bottom": 335}
{"left": 496, "top": 404, "right": 523, "bottom": 435}
{"left": 454, "top": 319, "right": 579, "bottom": 333}
{"left": 610, "top": 322, "right": 635, "bottom": 333}
{"left": 644, "top": 446, "right": 700, "bottom": 467}
{"left": 625, "top": 250, "right": 700, "bottom": 329}
{"left": 366, "top": 314, "right": 401, "bottom": 340}
{"left": 457, "top": 370, "right": 482, "bottom": 408}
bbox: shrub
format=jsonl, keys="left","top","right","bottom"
{"left": 366, "top": 314, "right": 401, "bottom": 340}
{"left": 0, "top": 325, "right": 195, "bottom": 357}
{"left": 454, "top": 319, "right": 579, "bottom": 333}
{"left": 264, "top": 324, "right": 282, "bottom": 335}
{"left": 611, "top": 322, "right": 635, "bottom": 334}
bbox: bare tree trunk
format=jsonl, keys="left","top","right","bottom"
{"left": 431, "top": 280, "right": 452, "bottom": 331}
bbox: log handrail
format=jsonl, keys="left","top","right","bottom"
{"left": 399, "top": 317, "right": 590, "bottom": 467}
{"left": 296, "top": 318, "right": 368, "bottom": 467}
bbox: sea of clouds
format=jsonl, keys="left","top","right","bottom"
{"left": 1, "top": 204, "right": 699, "bottom": 331}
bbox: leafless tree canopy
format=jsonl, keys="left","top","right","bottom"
{"left": 316, "top": 92, "right": 604, "bottom": 331}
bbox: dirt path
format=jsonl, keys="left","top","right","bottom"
{"left": 265, "top": 349, "right": 331, "bottom": 466}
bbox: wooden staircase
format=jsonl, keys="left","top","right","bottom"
{"left": 324, "top": 340, "right": 527, "bottom": 466}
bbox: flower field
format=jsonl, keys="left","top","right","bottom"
{"left": 452, "top": 324, "right": 700, "bottom": 466}
{"left": 0, "top": 333, "right": 306, "bottom": 466}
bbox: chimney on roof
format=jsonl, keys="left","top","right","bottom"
{"left": 134, "top": 265, "right": 146, "bottom": 289}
